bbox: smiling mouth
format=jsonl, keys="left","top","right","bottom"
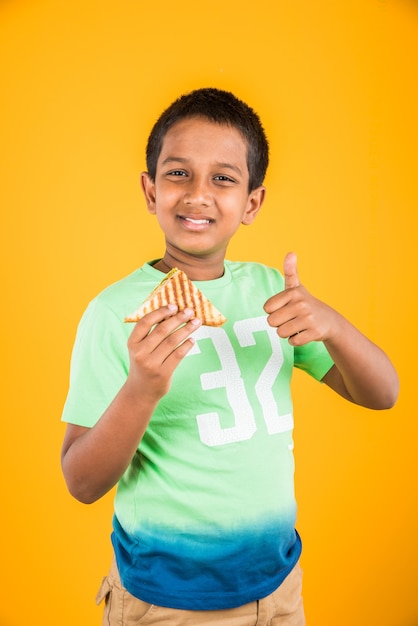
{"left": 178, "top": 216, "right": 214, "bottom": 225}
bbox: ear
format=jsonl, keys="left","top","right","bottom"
{"left": 241, "top": 186, "right": 266, "bottom": 225}
{"left": 141, "top": 172, "right": 157, "bottom": 214}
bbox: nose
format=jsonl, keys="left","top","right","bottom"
{"left": 184, "top": 176, "right": 211, "bottom": 206}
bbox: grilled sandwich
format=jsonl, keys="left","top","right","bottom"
{"left": 125, "top": 267, "right": 227, "bottom": 327}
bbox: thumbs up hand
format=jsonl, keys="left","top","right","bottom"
{"left": 264, "top": 252, "right": 337, "bottom": 346}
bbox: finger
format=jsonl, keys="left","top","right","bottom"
{"left": 129, "top": 304, "right": 179, "bottom": 342}
{"left": 163, "top": 328, "right": 199, "bottom": 365}
{"left": 128, "top": 311, "right": 201, "bottom": 377}
{"left": 284, "top": 251, "right": 300, "bottom": 289}
{"left": 145, "top": 309, "right": 201, "bottom": 354}
{"left": 287, "top": 329, "right": 308, "bottom": 347}
{"left": 150, "top": 314, "right": 202, "bottom": 364}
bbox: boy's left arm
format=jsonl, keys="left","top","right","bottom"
{"left": 264, "top": 253, "right": 399, "bottom": 410}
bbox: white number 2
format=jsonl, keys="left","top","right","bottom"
{"left": 187, "top": 317, "right": 293, "bottom": 447}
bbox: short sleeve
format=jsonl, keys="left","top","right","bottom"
{"left": 293, "top": 341, "right": 334, "bottom": 381}
{"left": 61, "top": 298, "right": 130, "bottom": 427}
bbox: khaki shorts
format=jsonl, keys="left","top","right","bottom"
{"left": 96, "top": 556, "right": 305, "bottom": 626}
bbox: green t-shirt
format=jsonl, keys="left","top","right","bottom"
{"left": 62, "top": 260, "right": 334, "bottom": 610}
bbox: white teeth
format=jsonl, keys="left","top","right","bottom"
{"left": 184, "top": 217, "right": 210, "bottom": 224}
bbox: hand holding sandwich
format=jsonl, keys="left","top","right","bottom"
{"left": 125, "top": 304, "right": 202, "bottom": 402}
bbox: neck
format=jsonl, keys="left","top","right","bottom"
{"left": 154, "top": 250, "right": 225, "bottom": 281}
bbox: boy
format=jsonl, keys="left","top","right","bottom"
{"left": 61, "top": 88, "right": 399, "bottom": 626}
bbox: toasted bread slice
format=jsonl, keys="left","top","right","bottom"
{"left": 125, "top": 268, "right": 227, "bottom": 327}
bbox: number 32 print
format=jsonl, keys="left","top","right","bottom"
{"left": 186, "top": 316, "right": 293, "bottom": 447}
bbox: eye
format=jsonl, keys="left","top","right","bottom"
{"left": 167, "top": 169, "right": 187, "bottom": 177}
{"left": 214, "top": 174, "right": 236, "bottom": 183}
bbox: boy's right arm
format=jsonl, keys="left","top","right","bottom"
{"left": 61, "top": 305, "right": 201, "bottom": 504}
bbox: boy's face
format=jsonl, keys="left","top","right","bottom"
{"left": 141, "top": 117, "right": 265, "bottom": 263}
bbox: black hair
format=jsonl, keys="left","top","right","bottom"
{"left": 145, "top": 87, "right": 269, "bottom": 192}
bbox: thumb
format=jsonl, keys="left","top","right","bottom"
{"left": 284, "top": 252, "right": 300, "bottom": 289}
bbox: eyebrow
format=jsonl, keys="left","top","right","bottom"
{"left": 161, "top": 157, "right": 243, "bottom": 177}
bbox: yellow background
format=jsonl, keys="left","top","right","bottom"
{"left": 1, "top": 1, "right": 417, "bottom": 624}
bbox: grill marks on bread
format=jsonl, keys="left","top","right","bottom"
{"left": 125, "top": 268, "right": 226, "bottom": 327}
